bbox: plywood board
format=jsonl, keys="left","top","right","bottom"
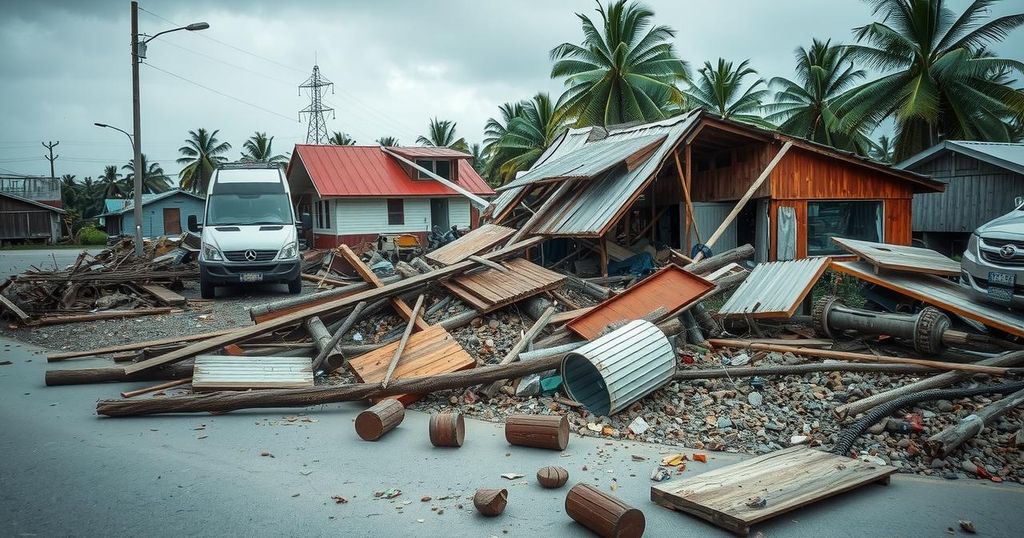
{"left": 347, "top": 325, "right": 475, "bottom": 405}
{"left": 425, "top": 224, "right": 516, "bottom": 266}
{"left": 651, "top": 446, "right": 895, "bottom": 536}
{"left": 832, "top": 237, "right": 960, "bottom": 277}
{"left": 833, "top": 260, "right": 1024, "bottom": 338}
{"left": 443, "top": 258, "right": 566, "bottom": 313}
{"left": 192, "top": 356, "right": 313, "bottom": 391}
{"left": 137, "top": 284, "right": 186, "bottom": 306}
{"left": 718, "top": 258, "right": 830, "bottom": 319}
{"left": 567, "top": 265, "right": 715, "bottom": 340}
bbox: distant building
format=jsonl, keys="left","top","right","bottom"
{"left": 0, "top": 191, "right": 65, "bottom": 244}
{"left": 99, "top": 189, "right": 205, "bottom": 238}
{"left": 285, "top": 145, "right": 494, "bottom": 248}
{"left": 0, "top": 175, "right": 62, "bottom": 209}
{"left": 897, "top": 141, "right": 1024, "bottom": 255}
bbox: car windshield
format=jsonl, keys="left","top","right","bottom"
{"left": 206, "top": 193, "right": 292, "bottom": 226}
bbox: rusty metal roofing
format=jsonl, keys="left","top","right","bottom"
{"left": 388, "top": 146, "right": 472, "bottom": 160}
{"left": 718, "top": 257, "right": 830, "bottom": 318}
{"left": 287, "top": 145, "right": 493, "bottom": 198}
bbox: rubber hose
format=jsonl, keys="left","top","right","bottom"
{"left": 831, "top": 380, "right": 1024, "bottom": 456}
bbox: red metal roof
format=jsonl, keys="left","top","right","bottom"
{"left": 288, "top": 145, "right": 494, "bottom": 198}
{"left": 389, "top": 146, "right": 471, "bottom": 159}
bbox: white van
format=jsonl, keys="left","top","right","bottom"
{"left": 188, "top": 163, "right": 310, "bottom": 299}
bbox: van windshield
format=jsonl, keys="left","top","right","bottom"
{"left": 206, "top": 193, "right": 293, "bottom": 226}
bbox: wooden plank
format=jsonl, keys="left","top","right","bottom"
{"left": 0, "top": 293, "right": 30, "bottom": 322}
{"left": 568, "top": 265, "right": 715, "bottom": 340}
{"left": 603, "top": 240, "right": 635, "bottom": 263}
{"left": 831, "top": 237, "right": 960, "bottom": 277}
{"left": 833, "top": 260, "right": 1024, "bottom": 338}
{"left": 442, "top": 258, "right": 566, "bottom": 313}
{"left": 347, "top": 325, "right": 475, "bottom": 405}
{"left": 336, "top": 244, "right": 430, "bottom": 332}
{"left": 382, "top": 295, "right": 425, "bottom": 388}
{"left": 137, "top": 284, "right": 186, "bottom": 306}
{"left": 192, "top": 356, "right": 314, "bottom": 391}
{"left": 425, "top": 224, "right": 516, "bottom": 266}
{"left": 33, "top": 307, "right": 173, "bottom": 327}
{"left": 549, "top": 306, "right": 595, "bottom": 326}
{"left": 651, "top": 446, "right": 895, "bottom": 535}
{"left": 47, "top": 328, "right": 237, "bottom": 361}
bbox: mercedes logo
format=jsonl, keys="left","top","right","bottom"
{"left": 244, "top": 249, "right": 258, "bottom": 261}
{"left": 1000, "top": 244, "right": 1018, "bottom": 259}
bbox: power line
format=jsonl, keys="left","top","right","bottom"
{"left": 144, "top": 62, "right": 298, "bottom": 123}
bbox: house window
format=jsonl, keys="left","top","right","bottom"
{"left": 387, "top": 199, "right": 405, "bottom": 226}
{"left": 315, "top": 200, "right": 331, "bottom": 229}
{"left": 806, "top": 200, "right": 883, "bottom": 256}
{"left": 414, "top": 159, "right": 453, "bottom": 180}
{"left": 323, "top": 200, "right": 331, "bottom": 229}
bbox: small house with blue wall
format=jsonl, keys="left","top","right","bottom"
{"left": 99, "top": 189, "right": 205, "bottom": 238}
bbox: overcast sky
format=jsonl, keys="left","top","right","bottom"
{"left": 1, "top": 0, "right": 1021, "bottom": 182}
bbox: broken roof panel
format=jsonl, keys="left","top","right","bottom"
{"left": 718, "top": 257, "right": 830, "bottom": 318}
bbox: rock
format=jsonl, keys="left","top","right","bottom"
{"left": 958, "top": 520, "right": 976, "bottom": 534}
{"left": 867, "top": 418, "right": 889, "bottom": 435}
{"left": 488, "top": 320, "right": 500, "bottom": 330}
{"left": 961, "top": 460, "right": 978, "bottom": 475}
{"left": 747, "top": 392, "right": 763, "bottom": 407}
{"left": 790, "top": 435, "right": 809, "bottom": 446}
{"left": 717, "top": 417, "right": 733, "bottom": 429}
{"left": 936, "top": 400, "right": 954, "bottom": 412}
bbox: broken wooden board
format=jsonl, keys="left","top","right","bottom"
{"left": 833, "top": 260, "right": 1024, "bottom": 338}
{"left": 0, "top": 293, "right": 30, "bottom": 322}
{"left": 192, "top": 356, "right": 313, "bottom": 391}
{"left": 443, "top": 258, "right": 566, "bottom": 313}
{"left": 137, "top": 284, "right": 186, "bottom": 306}
{"left": 337, "top": 244, "right": 429, "bottom": 332}
{"left": 717, "top": 257, "right": 830, "bottom": 319}
{"left": 347, "top": 324, "right": 475, "bottom": 405}
{"left": 651, "top": 446, "right": 895, "bottom": 536}
{"left": 567, "top": 265, "right": 714, "bottom": 340}
{"left": 831, "top": 237, "right": 961, "bottom": 277}
{"left": 604, "top": 240, "right": 636, "bottom": 262}
{"left": 425, "top": 224, "right": 516, "bottom": 266}
{"left": 549, "top": 306, "right": 595, "bottom": 326}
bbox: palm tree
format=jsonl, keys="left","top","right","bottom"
{"left": 483, "top": 101, "right": 525, "bottom": 156}
{"left": 97, "top": 165, "right": 126, "bottom": 199}
{"left": 765, "top": 39, "right": 872, "bottom": 153}
{"left": 78, "top": 176, "right": 102, "bottom": 217}
{"left": 416, "top": 118, "right": 468, "bottom": 151}
{"left": 240, "top": 132, "right": 286, "bottom": 163}
{"left": 550, "top": 0, "right": 689, "bottom": 127}
{"left": 177, "top": 128, "right": 231, "bottom": 194}
{"left": 376, "top": 136, "right": 400, "bottom": 147}
{"left": 485, "top": 93, "right": 568, "bottom": 184}
{"left": 123, "top": 154, "right": 171, "bottom": 195}
{"left": 469, "top": 143, "right": 487, "bottom": 175}
{"left": 685, "top": 58, "right": 773, "bottom": 128}
{"left": 869, "top": 134, "right": 896, "bottom": 162}
{"left": 328, "top": 131, "right": 356, "bottom": 145}
{"left": 839, "top": 0, "right": 1024, "bottom": 160}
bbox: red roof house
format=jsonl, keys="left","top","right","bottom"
{"left": 286, "top": 145, "right": 494, "bottom": 248}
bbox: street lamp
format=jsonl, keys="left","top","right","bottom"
{"left": 126, "top": 0, "right": 208, "bottom": 257}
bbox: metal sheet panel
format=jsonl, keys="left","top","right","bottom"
{"left": 690, "top": 202, "right": 738, "bottom": 254}
{"left": 192, "top": 355, "right": 314, "bottom": 391}
{"left": 718, "top": 257, "right": 830, "bottom": 318}
{"left": 499, "top": 134, "right": 665, "bottom": 190}
{"left": 910, "top": 151, "right": 1024, "bottom": 233}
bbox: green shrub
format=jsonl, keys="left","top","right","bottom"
{"left": 77, "top": 226, "right": 108, "bottom": 245}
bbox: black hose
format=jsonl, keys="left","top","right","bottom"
{"left": 831, "top": 380, "right": 1024, "bottom": 456}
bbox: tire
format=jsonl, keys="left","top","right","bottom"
{"left": 288, "top": 276, "right": 302, "bottom": 295}
{"left": 200, "top": 278, "right": 215, "bottom": 299}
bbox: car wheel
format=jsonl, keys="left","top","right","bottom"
{"left": 200, "top": 278, "right": 215, "bottom": 299}
{"left": 288, "top": 276, "right": 302, "bottom": 295}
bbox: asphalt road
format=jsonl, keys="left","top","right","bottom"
{"left": 0, "top": 247, "right": 103, "bottom": 280}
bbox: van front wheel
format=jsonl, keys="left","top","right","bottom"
{"left": 288, "top": 276, "right": 302, "bottom": 295}
{"left": 200, "top": 279, "right": 215, "bottom": 299}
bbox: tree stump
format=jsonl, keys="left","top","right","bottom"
{"left": 429, "top": 412, "right": 465, "bottom": 447}
{"left": 473, "top": 488, "right": 508, "bottom": 517}
{"left": 504, "top": 414, "right": 569, "bottom": 450}
{"left": 565, "top": 483, "right": 645, "bottom": 538}
{"left": 537, "top": 466, "right": 569, "bottom": 489}
{"left": 354, "top": 399, "right": 404, "bottom": 441}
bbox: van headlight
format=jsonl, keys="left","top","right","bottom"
{"left": 202, "top": 244, "right": 223, "bottom": 261}
{"left": 967, "top": 233, "right": 979, "bottom": 255}
{"left": 278, "top": 241, "right": 298, "bottom": 260}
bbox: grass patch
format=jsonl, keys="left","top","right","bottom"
{"left": 811, "top": 268, "right": 866, "bottom": 307}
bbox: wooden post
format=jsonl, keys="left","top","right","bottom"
{"left": 505, "top": 414, "right": 569, "bottom": 450}
{"left": 354, "top": 399, "right": 405, "bottom": 441}
{"left": 473, "top": 488, "right": 508, "bottom": 516}
{"left": 674, "top": 149, "right": 699, "bottom": 249}
{"left": 311, "top": 301, "right": 368, "bottom": 373}
{"left": 684, "top": 144, "right": 693, "bottom": 254}
{"left": 564, "top": 483, "right": 645, "bottom": 538}
{"left": 926, "top": 388, "right": 1024, "bottom": 458}
{"left": 600, "top": 237, "right": 609, "bottom": 278}
{"left": 429, "top": 412, "right": 466, "bottom": 447}
{"left": 337, "top": 244, "right": 429, "bottom": 332}
{"left": 381, "top": 294, "right": 425, "bottom": 388}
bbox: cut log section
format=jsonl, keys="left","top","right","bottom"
{"left": 429, "top": 412, "right": 466, "bottom": 448}
{"left": 566, "top": 483, "right": 645, "bottom": 538}
{"left": 355, "top": 399, "right": 405, "bottom": 441}
{"left": 473, "top": 488, "right": 508, "bottom": 517}
{"left": 505, "top": 414, "right": 569, "bottom": 451}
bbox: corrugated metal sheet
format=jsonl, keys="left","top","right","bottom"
{"left": 192, "top": 355, "right": 314, "bottom": 391}
{"left": 560, "top": 320, "right": 675, "bottom": 416}
{"left": 899, "top": 140, "right": 1024, "bottom": 176}
{"left": 388, "top": 147, "right": 471, "bottom": 159}
{"left": 718, "top": 257, "right": 830, "bottom": 318}
{"left": 690, "top": 202, "right": 738, "bottom": 253}
{"left": 289, "top": 145, "right": 494, "bottom": 198}
{"left": 499, "top": 134, "right": 665, "bottom": 191}
{"left": 909, "top": 151, "right": 1024, "bottom": 233}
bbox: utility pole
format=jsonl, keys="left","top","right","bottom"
{"left": 130, "top": 0, "right": 144, "bottom": 257}
{"left": 42, "top": 141, "right": 59, "bottom": 178}
{"left": 299, "top": 65, "right": 335, "bottom": 144}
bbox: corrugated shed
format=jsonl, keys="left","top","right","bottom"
{"left": 908, "top": 151, "right": 1024, "bottom": 233}
{"left": 289, "top": 145, "right": 493, "bottom": 198}
{"left": 717, "top": 257, "right": 830, "bottom": 318}
{"left": 499, "top": 134, "right": 665, "bottom": 191}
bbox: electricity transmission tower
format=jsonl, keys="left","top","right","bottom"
{"left": 298, "top": 65, "right": 334, "bottom": 144}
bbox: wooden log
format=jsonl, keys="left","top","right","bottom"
{"left": 48, "top": 362, "right": 194, "bottom": 386}
{"left": 97, "top": 354, "right": 564, "bottom": 417}
{"left": 564, "top": 483, "right": 645, "bottom": 538}
{"left": 505, "top": 414, "right": 569, "bottom": 451}
{"left": 410, "top": 257, "right": 434, "bottom": 274}
{"left": 473, "top": 488, "right": 508, "bottom": 517}
{"left": 337, "top": 244, "right": 430, "bottom": 332}
{"left": 428, "top": 412, "right": 465, "bottom": 447}
{"left": 681, "top": 244, "right": 754, "bottom": 276}
{"left": 833, "top": 351, "right": 1024, "bottom": 419}
{"left": 382, "top": 295, "right": 425, "bottom": 388}
{"left": 304, "top": 316, "right": 338, "bottom": 367}
{"left": 354, "top": 399, "right": 405, "bottom": 441}
{"left": 251, "top": 275, "right": 401, "bottom": 323}
{"left": 467, "top": 255, "right": 508, "bottom": 272}
{"left": 120, "top": 378, "right": 192, "bottom": 398}
{"left": 46, "top": 328, "right": 237, "bottom": 362}
{"left": 674, "top": 362, "right": 937, "bottom": 380}
{"left": 0, "top": 293, "right": 30, "bottom": 322}
{"left": 536, "top": 466, "right": 569, "bottom": 489}
{"left": 926, "top": 388, "right": 1024, "bottom": 458}
{"left": 33, "top": 307, "right": 172, "bottom": 326}
{"left": 564, "top": 273, "right": 611, "bottom": 300}
{"left": 312, "top": 301, "right": 368, "bottom": 373}
{"left": 481, "top": 306, "right": 557, "bottom": 398}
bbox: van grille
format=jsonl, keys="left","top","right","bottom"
{"left": 223, "top": 249, "right": 277, "bottom": 262}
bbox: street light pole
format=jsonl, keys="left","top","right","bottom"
{"left": 131, "top": 0, "right": 143, "bottom": 257}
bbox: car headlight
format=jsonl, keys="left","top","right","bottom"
{"left": 278, "top": 241, "right": 297, "bottom": 260}
{"left": 202, "top": 244, "right": 223, "bottom": 261}
{"left": 967, "top": 233, "right": 978, "bottom": 255}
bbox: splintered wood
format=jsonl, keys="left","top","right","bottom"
{"left": 651, "top": 446, "right": 895, "bottom": 536}
{"left": 191, "top": 356, "right": 314, "bottom": 391}
{"left": 347, "top": 325, "right": 475, "bottom": 405}
{"left": 425, "top": 224, "right": 516, "bottom": 266}
{"left": 442, "top": 258, "right": 565, "bottom": 313}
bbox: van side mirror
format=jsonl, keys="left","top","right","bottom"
{"left": 300, "top": 212, "right": 313, "bottom": 231}
{"left": 187, "top": 214, "right": 202, "bottom": 232}
{"left": 1015, "top": 196, "right": 1023, "bottom": 209}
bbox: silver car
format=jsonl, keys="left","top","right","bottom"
{"left": 961, "top": 198, "right": 1024, "bottom": 309}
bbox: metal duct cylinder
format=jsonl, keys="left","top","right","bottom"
{"left": 813, "top": 295, "right": 950, "bottom": 355}
{"left": 560, "top": 320, "right": 675, "bottom": 416}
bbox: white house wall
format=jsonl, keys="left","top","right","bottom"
{"left": 448, "top": 198, "right": 471, "bottom": 229}
{"left": 331, "top": 198, "right": 432, "bottom": 235}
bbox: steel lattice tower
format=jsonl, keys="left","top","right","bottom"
{"left": 298, "top": 65, "right": 335, "bottom": 144}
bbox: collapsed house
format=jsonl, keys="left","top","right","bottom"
{"left": 489, "top": 110, "right": 945, "bottom": 274}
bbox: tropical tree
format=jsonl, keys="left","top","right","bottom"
{"left": 123, "top": 154, "right": 171, "bottom": 195}
{"left": 60, "top": 174, "right": 80, "bottom": 212}
{"left": 328, "top": 131, "right": 356, "bottom": 145}
{"left": 684, "top": 58, "right": 773, "bottom": 128}
{"left": 97, "top": 165, "right": 126, "bottom": 199}
{"left": 869, "top": 134, "right": 896, "bottom": 162}
{"left": 483, "top": 101, "right": 525, "bottom": 156}
{"left": 765, "top": 39, "right": 872, "bottom": 153}
{"left": 77, "top": 176, "right": 102, "bottom": 217}
{"left": 416, "top": 118, "right": 468, "bottom": 151}
{"left": 376, "top": 136, "right": 400, "bottom": 147}
{"left": 240, "top": 132, "right": 286, "bottom": 163}
{"left": 839, "top": 0, "right": 1024, "bottom": 160}
{"left": 550, "top": 0, "right": 689, "bottom": 127}
{"left": 177, "top": 128, "right": 231, "bottom": 194}
{"left": 469, "top": 143, "right": 487, "bottom": 176}
{"left": 485, "top": 93, "right": 568, "bottom": 184}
